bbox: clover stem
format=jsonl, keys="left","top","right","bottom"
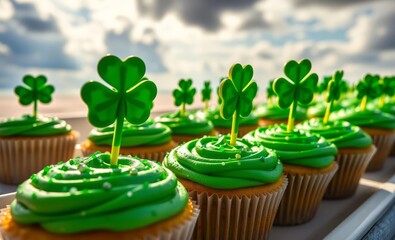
{"left": 110, "top": 113, "right": 124, "bottom": 166}
{"left": 181, "top": 103, "right": 186, "bottom": 117}
{"left": 323, "top": 100, "right": 333, "bottom": 124}
{"left": 287, "top": 101, "right": 297, "bottom": 132}
{"left": 33, "top": 99, "right": 37, "bottom": 119}
{"left": 378, "top": 95, "right": 385, "bottom": 108}
{"left": 360, "top": 95, "right": 368, "bottom": 111}
{"left": 268, "top": 97, "right": 273, "bottom": 107}
{"left": 230, "top": 110, "right": 240, "bottom": 146}
{"left": 204, "top": 100, "right": 209, "bottom": 112}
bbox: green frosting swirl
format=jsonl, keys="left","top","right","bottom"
{"left": 253, "top": 103, "right": 307, "bottom": 120}
{"left": 0, "top": 115, "right": 71, "bottom": 137}
{"left": 244, "top": 124, "right": 337, "bottom": 168}
{"left": 155, "top": 111, "right": 214, "bottom": 135}
{"left": 11, "top": 153, "right": 188, "bottom": 234}
{"left": 380, "top": 104, "right": 395, "bottom": 115}
{"left": 88, "top": 119, "right": 172, "bottom": 147}
{"left": 296, "top": 119, "right": 372, "bottom": 148}
{"left": 201, "top": 108, "right": 258, "bottom": 128}
{"left": 163, "top": 135, "right": 283, "bottom": 189}
{"left": 307, "top": 102, "right": 342, "bottom": 118}
{"left": 331, "top": 108, "right": 395, "bottom": 129}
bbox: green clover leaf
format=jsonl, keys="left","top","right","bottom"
{"left": 318, "top": 76, "right": 332, "bottom": 93}
{"left": 81, "top": 55, "right": 157, "bottom": 165}
{"left": 201, "top": 81, "right": 212, "bottom": 111}
{"left": 357, "top": 74, "right": 380, "bottom": 111}
{"left": 219, "top": 63, "right": 257, "bottom": 145}
{"left": 378, "top": 76, "right": 395, "bottom": 108}
{"left": 274, "top": 59, "right": 318, "bottom": 131}
{"left": 326, "top": 70, "right": 345, "bottom": 102}
{"left": 173, "top": 78, "right": 196, "bottom": 116}
{"left": 266, "top": 80, "right": 275, "bottom": 98}
{"left": 14, "top": 75, "right": 55, "bottom": 118}
{"left": 201, "top": 81, "right": 211, "bottom": 101}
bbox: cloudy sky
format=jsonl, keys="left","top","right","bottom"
{"left": 0, "top": 0, "right": 394, "bottom": 96}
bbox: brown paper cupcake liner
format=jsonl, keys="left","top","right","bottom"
{"left": 0, "top": 201, "right": 200, "bottom": 240}
{"left": 0, "top": 131, "right": 79, "bottom": 184}
{"left": 214, "top": 125, "right": 259, "bottom": 138}
{"left": 275, "top": 162, "right": 338, "bottom": 225}
{"left": 187, "top": 177, "right": 288, "bottom": 240}
{"left": 324, "top": 145, "right": 376, "bottom": 199}
{"left": 362, "top": 128, "right": 395, "bottom": 171}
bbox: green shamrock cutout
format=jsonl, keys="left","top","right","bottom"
{"left": 273, "top": 59, "right": 318, "bottom": 132}
{"left": 356, "top": 74, "right": 381, "bottom": 111}
{"left": 173, "top": 79, "right": 196, "bottom": 117}
{"left": 318, "top": 76, "right": 332, "bottom": 94}
{"left": 81, "top": 55, "right": 157, "bottom": 165}
{"left": 219, "top": 63, "right": 258, "bottom": 146}
{"left": 378, "top": 76, "right": 395, "bottom": 108}
{"left": 201, "top": 81, "right": 212, "bottom": 112}
{"left": 14, "top": 75, "right": 55, "bottom": 118}
{"left": 323, "top": 70, "right": 345, "bottom": 123}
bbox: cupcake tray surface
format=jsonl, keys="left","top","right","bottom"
{"left": 1, "top": 148, "right": 394, "bottom": 240}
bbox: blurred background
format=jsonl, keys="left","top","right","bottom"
{"left": 0, "top": 0, "right": 394, "bottom": 117}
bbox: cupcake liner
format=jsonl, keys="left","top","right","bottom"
{"left": 324, "top": 145, "right": 376, "bottom": 199}
{"left": 391, "top": 143, "right": 395, "bottom": 156}
{"left": 188, "top": 177, "right": 288, "bottom": 240}
{"left": 0, "top": 201, "right": 200, "bottom": 240}
{"left": 362, "top": 128, "right": 395, "bottom": 171}
{"left": 0, "top": 131, "right": 79, "bottom": 184}
{"left": 275, "top": 163, "right": 338, "bottom": 225}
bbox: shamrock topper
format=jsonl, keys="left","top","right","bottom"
{"left": 378, "top": 76, "right": 395, "bottom": 108}
{"left": 81, "top": 55, "right": 157, "bottom": 165}
{"left": 266, "top": 80, "right": 275, "bottom": 106}
{"left": 201, "top": 81, "right": 212, "bottom": 112}
{"left": 219, "top": 63, "right": 258, "bottom": 146}
{"left": 173, "top": 79, "right": 196, "bottom": 117}
{"left": 323, "top": 70, "right": 345, "bottom": 123}
{"left": 273, "top": 59, "right": 318, "bottom": 132}
{"left": 14, "top": 75, "right": 55, "bottom": 119}
{"left": 356, "top": 74, "right": 381, "bottom": 111}
{"left": 318, "top": 76, "right": 332, "bottom": 94}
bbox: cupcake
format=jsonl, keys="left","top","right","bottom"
{"left": 0, "top": 75, "right": 79, "bottom": 184}
{"left": 80, "top": 119, "right": 177, "bottom": 161}
{"left": 297, "top": 71, "right": 376, "bottom": 199}
{"left": 297, "top": 119, "right": 375, "bottom": 199}
{"left": 155, "top": 79, "right": 217, "bottom": 144}
{"left": 164, "top": 63, "right": 287, "bottom": 239}
{"left": 0, "top": 152, "right": 199, "bottom": 240}
{"left": 245, "top": 59, "right": 338, "bottom": 225}
{"left": 332, "top": 74, "right": 395, "bottom": 171}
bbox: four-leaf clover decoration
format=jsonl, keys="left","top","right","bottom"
{"left": 173, "top": 79, "right": 196, "bottom": 116}
{"left": 356, "top": 74, "right": 380, "bottom": 111}
{"left": 219, "top": 63, "right": 258, "bottom": 145}
{"left": 14, "top": 75, "right": 55, "bottom": 118}
{"left": 273, "top": 59, "right": 318, "bottom": 131}
{"left": 81, "top": 55, "right": 157, "bottom": 165}
{"left": 201, "top": 81, "right": 212, "bottom": 111}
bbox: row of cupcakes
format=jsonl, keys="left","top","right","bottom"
{"left": 0, "top": 55, "right": 394, "bottom": 239}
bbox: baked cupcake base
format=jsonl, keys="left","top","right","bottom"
{"left": 180, "top": 176, "right": 288, "bottom": 240}
{"left": 80, "top": 139, "right": 177, "bottom": 162}
{"left": 214, "top": 124, "right": 259, "bottom": 138}
{"left": 324, "top": 145, "right": 376, "bottom": 199}
{"left": 362, "top": 128, "right": 395, "bottom": 171}
{"left": 0, "top": 200, "right": 199, "bottom": 240}
{"left": 275, "top": 162, "right": 338, "bottom": 225}
{"left": 171, "top": 130, "right": 218, "bottom": 144}
{"left": 0, "top": 131, "right": 79, "bottom": 184}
